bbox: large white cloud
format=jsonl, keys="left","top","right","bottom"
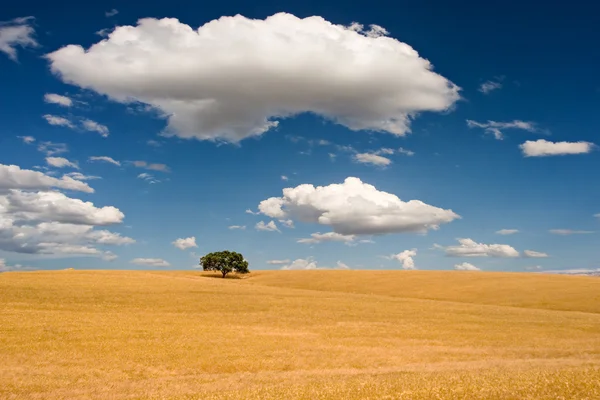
{"left": 0, "top": 17, "right": 37, "bottom": 61}
{"left": 2, "top": 190, "right": 123, "bottom": 226}
{"left": 47, "top": 13, "right": 460, "bottom": 143}
{"left": 520, "top": 139, "right": 595, "bottom": 157}
{"left": 437, "top": 238, "right": 519, "bottom": 257}
{"left": 0, "top": 164, "right": 93, "bottom": 193}
{"left": 258, "top": 177, "right": 459, "bottom": 235}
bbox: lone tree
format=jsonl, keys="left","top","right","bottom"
{"left": 199, "top": 250, "right": 249, "bottom": 278}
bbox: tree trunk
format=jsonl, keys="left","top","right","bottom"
{"left": 222, "top": 271, "right": 227, "bottom": 278}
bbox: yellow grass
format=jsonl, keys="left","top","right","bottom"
{"left": 1, "top": 270, "right": 599, "bottom": 399}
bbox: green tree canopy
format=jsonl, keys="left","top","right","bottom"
{"left": 199, "top": 251, "right": 249, "bottom": 278}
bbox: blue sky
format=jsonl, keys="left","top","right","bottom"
{"left": 1, "top": 0, "right": 599, "bottom": 272}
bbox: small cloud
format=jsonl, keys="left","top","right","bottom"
{"left": 353, "top": 152, "right": 391, "bottom": 167}
{"left": 267, "top": 259, "right": 290, "bottom": 265}
{"left": 245, "top": 209, "right": 258, "bottom": 215}
{"left": 297, "top": 231, "right": 355, "bottom": 245}
{"left": 44, "top": 93, "right": 73, "bottom": 107}
{"left": 467, "top": 119, "right": 539, "bottom": 140}
{"left": 172, "top": 236, "right": 197, "bottom": 250}
{"left": 520, "top": 139, "right": 596, "bottom": 157}
{"left": 0, "top": 16, "right": 38, "bottom": 61}
{"left": 89, "top": 156, "right": 120, "bottom": 166}
{"left": 437, "top": 238, "right": 519, "bottom": 257}
{"left": 478, "top": 77, "right": 504, "bottom": 94}
{"left": 17, "top": 135, "right": 35, "bottom": 144}
{"left": 387, "top": 249, "right": 417, "bottom": 270}
{"left": 105, "top": 9, "right": 119, "bottom": 17}
{"left": 397, "top": 147, "right": 415, "bottom": 156}
{"left": 65, "top": 172, "right": 101, "bottom": 181}
{"left": 132, "top": 160, "right": 170, "bottom": 172}
{"left": 549, "top": 229, "right": 594, "bottom": 235}
{"left": 523, "top": 250, "right": 549, "bottom": 258}
{"left": 147, "top": 139, "right": 162, "bottom": 147}
{"left": 42, "top": 114, "right": 75, "bottom": 128}
{"left": 37, "top": 141, "right": 68, "bottom": 156}
{"left": 81, "top": 119, "right": 109, "bottom": 137}
{"left": 228, "top": 225, "right": 246, "bottom": 230}
{"left": 137, "top": 173, "right": 160, "bottom": 184}
{"left": 281, "top": 175, "right": 289, "bottom": 181}
{"left": 496, "top": 229, "right": 519, "bottom": 235}
{"left": 280, "top": 257, "right": 318, "bottom": 270}
{"left": 454, "top": 262, "right": 480, "bottom": 271}
{"left": 130, "top": 258, "right": 170, "bottom": 267}
{"left": 46, "top": 157, "right": 79, "bottom": 169}
{"left": 255, "top": 220, "right": 280, "bottom": 232}
{"left": 278, "top": 219, "right": 294, "bottom": 228}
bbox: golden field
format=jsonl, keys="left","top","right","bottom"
{"left": 1, "top": 270, "right": 599, "bottom": 399}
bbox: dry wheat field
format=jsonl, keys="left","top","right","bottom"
{"left": 1, "top": 270, "right": 600, "bottom": 399}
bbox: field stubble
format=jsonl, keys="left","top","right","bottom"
{"left": 1, "top": 270, "right": 599, "bottom": 399}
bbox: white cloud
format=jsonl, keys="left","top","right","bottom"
{"left": 280, "top": 258, "right": 318, "bottom": 270}
{"left": 43, "top": 114, "right": 75, "bottom": 128}
{"left": 137, "top": 173, "right": 160, "bottom": 184}
{"left": 130, "top": 258, "right": 170, "bottom": 267}
{"left": 245, "top": 209, "right": 258, "bottom": 215}
{"left": 549, "top": 229, "right": 594, "bottom": 235}
{"left": 44, "top": 93, "right": 73, "bottom": 107}
{"left": 172, "top": 236, "right": 197, "bottom": 250}
{"left": 132, "top": 161, "right": 170, "bottom": 172}
{"left": 478, "top": 79, "right": 502, "bottom": 94}
{"left": 278, "top": 219, "right": 294, "bottom": 228}
{"left": 267, "top": 259, "right": 290, "bottom": 265}
{"left": 520, "top": 139, "right": 595, "bottom": 157}
{"left": 297, "top": 231, "right": 355, "bottom": 244}
{"left": 258, "top": 177, "right": 459, "bottom": 235}
{"left": 467, "top": 120, "right": 538, "bottom": 140}
{"left": 0, "top": 164, "right": 93, "bottom": 193}
{"left": 388, "top": 249, "right": 417, "bottom": 269}
{"left": 228, "top": 225, "right": 246, "bottom": 230}
{"left": 0, "top": 16, "right": 37, "bottom": 61}
{"left": 281, "top": 175, "right": 289, "bottom": 181}
{"left": 105, "top": 9, "right": 119, "bottom": 17}
{"left": 89, "top": 156, "right": 120, "bottom": 166}
{"left": 86, "top": 230, "right": 135, "bottom": 245}
{"left": 1, "top": 190, "right": 123, "bottom": 225}
{"left": 255, "top": 220, "right": 280, "bottom": 232}
{"left": 437, "top": 238, "right": 519, "bottom": 257}
{"left": 454, "top": 262, "right": 480, "bottom": 271}
{"left": 47, "top": 13, "right": 460, "bottom": 143}
{"left": 0, "top": 194, "right": 128, "bottom": 258}
{"left": 353, "top": 153, "right": 392, "bottom": 167}
{"left": 397, "top": 147, "right": 415, "bottom": 156}
{"left": 46, "top": 157, "right": 79, "bottom": 169}
{"left": 496, "top": 229, "right": 519, "bottom": 235}
{"left": 336, "top": 260, "right": 351, "bottom": 269}
{"left": 37, "top": 141, "right": 68, "bottom": 156}
{"left": 17, "top": 136, "right": 35, "bottom": 144}
{"left": 81, "top": 119, "right": 109, "bottom": 137}
{"left": 523, "top": 250, "right": 549, "bottom": 258}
